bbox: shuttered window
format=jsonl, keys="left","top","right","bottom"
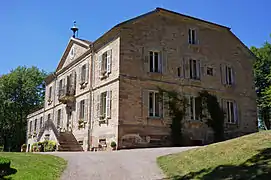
{"left": 189, "top": 96, "right": 202, "bottom": 120}
{"left": 79, "top": 100, "right": 85, "bottom": 119}
{"left": 149, "top": 51, "right": 161, "bottom": 73}
{"left": 99, "top": 49, "right": 112, "bottom": 77}
{"left": 81, "top": 64, "right": 86, "bottom": 83}
{"left": 189, "top": 59, "right": 200, "bottom": 80}
{"left": 98, "top": 91, "right": 112, "bottom": 120}
{"left": 148, "top": 91, "right": 162, "bottom": 117}
{"left": 225, "top": 100, "right": 237, "bottom": 123}
{"left": 188, "top": 29, "right": 197, "bottom": 44}
{"left": 40, "top": 117, "right": 43, "bottom": 129}
{"left": 57, "top": 109, "right": 61, "bottom": 127}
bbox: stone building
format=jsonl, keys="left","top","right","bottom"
{"left": 26, "top": 8, "right": 258, "bottom": 151}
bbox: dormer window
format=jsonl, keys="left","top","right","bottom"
{"left": 188, "top": 29, "right": 197, "bottom": 45}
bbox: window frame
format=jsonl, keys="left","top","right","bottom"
{"left": 148, "top": 91, "right": 161, "bottom": 118}
{"left": 226, "top": 66, "right": 233, "bottom": 85}
{"left": 189, "top": 96, "right": 201, "bottom": 121}
{"left": 226, "top": 100, "right": 236, "bottom": 124}
{"left": 57, "top": 109, "right": 61, "bottom": 126}
{"left": 188, "top": 28, "right": 197, "bottom": 45}
{"left": 48, "top": 86, "right": 52, "bottom": 100}
{"left": 79, "top": 100, "right": 85, "bottom": 119}
{"left": 149, "top": 51, "right": 161, "bottom": 73}
{"left": 189, "top": 59, "right": 200, "bottom": 80}
{"left": 81, "top": 64, "right": 86, "bottom": 83}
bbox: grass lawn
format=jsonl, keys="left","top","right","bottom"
{"left": 0, "top": 152, "right": 67, "bottom": 180}
{"left": 157, "top": 130, "right": 271, "bottom": 180}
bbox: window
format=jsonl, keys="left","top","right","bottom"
{"left": 177, "top": 67, "right": 181, "bottom": 77}
{"left": 58, "top": 79, "right": 63, "bottom": 95}
{"left": 48, "top": 113, "right": 51, "bottom": 121}
{"left": 34, "top": 119, "right": 37, "bottom": 131}
{"left": 99, "top": 50, "right": 112, "bottom": 77}
{"left": 29, "top": 121, "right": 32, "bottom": 133}
{"left": 189, "top": 59, "right": 200, "bottom": 80}
{"left": 81, "top": 65, "right": 86, "bottom": 83}
{"left": 149, "top": 51, "right": 161, "bottom": 73}
{"left": 148, "top": 91, "right": 161, "bottom": 117}
{"left": 48, "top": 86, "right": 52, "bottom": 100}
{"left": 40, "top": 117, "right": 43, "bottom": 129}
{"left": 79, "top": 100, "right": 85, "bottom": 119}
{"left": 189, "top": 96, "right": 202, "bottom": 120}
{"left": 98, "top": 91, "right": 112, "bottom": 120}
{"left": 57, "top": 109, "right": 61, "bottom": 126}
{"left": 188, "top": 29, "right": 197, "bottom": 44}
{"left": 207, "top": 67, "right": 213, "bottom": 76}
{"left": 226, "top": 66, "right": 233, "bottom": 85}
{"left": 226, "top": 100, "right": 237, "bottom": 123}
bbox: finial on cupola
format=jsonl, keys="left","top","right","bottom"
{"left": 71, "top": 21, "right": 79, "bottom": 38}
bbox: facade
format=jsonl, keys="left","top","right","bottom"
{"left": 26, "top": 8, "right": 258, "bottom": 151}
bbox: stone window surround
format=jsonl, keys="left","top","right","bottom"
{"left": 98, "top": 49, "right": 112, "bottom": 79}
{"left": 97, "top": 90, "right": 112, "bottom": 121}
{"left": 148, "top": 90, "right": 162, "bottom": 118}
{"left": 225, "top": 100, "right": 238, "bottom": 124}
{"left": 149, "top": 50, "right": 162, "bottom": 73}
{"left": 188, "top": 28, "right": 197, "bottom": 45}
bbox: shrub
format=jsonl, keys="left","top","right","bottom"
{"left": 0, "top": 157, "right": 17, "bottom": 177}
{"left": 110, "top": 141, "right": 117, "bottom": 148}
{"left": 43, "top": 140, "right": 56, "bottom": 152}
{"left": 31, "top": 142, "right": 39, "bottom": 152}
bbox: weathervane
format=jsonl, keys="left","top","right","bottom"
{"left": 71, "top": 21, "right": 79, "bottom": 38}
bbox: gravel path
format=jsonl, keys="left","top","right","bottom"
{"left": 50, "top": 147, "right": 196, "bottom": 180}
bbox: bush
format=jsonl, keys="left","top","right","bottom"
{"left": 110, "top": 141, "right": 117, "bottom": 148}
{"left": 0, "top": 157, "right": 17, "bottom": 177}
{"left": 43, "top": 140, "right": 56, "bottom": 152}
{"left": 31, "top": 142, "right": 39, "bottom": 152}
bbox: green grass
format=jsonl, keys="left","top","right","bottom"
{"left": 0, "top": 153, "right": 67, "bottom": 180}
{"left": 157, "top": 131, "right": 271, "bottom": 180}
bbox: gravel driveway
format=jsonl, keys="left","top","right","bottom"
{"left": 51, "top": 147, "right": 196, "bottom": 180}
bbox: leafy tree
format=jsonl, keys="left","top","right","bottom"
{"left": 158, "top": 87, "right": 187, "bottom": 146}
{"left": 0, "top": 66, "right": 46, "bottom": 151}
{"left": 251, "top": 37, "right": 271, "bottom": 130}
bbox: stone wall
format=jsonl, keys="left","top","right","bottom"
{"left": 118, "top": 11, "right": 257, "bottom": 147}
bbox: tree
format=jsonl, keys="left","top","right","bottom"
{"left": 0, "top": 66, "right": 46, "bottom": 151}
{"left": 158, "top": 87, "right": 187, "bottom": 146}
{"left": 251, "top": 37, "right": 271, "bottom": 130}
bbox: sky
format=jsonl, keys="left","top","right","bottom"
{"left": 1, "top": 0, "right": 270, "bottom": 74}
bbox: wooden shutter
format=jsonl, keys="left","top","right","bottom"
{"left": 161, "top": 50, "right": 167, "bottom": 74}
{"left": 143, "top": 48, "right": 150, "bottom": 72}
{"left": 185, "top": 94, "right": 190, "bottom": 120}
{"left": 220, "top": 64, "right": 226, "bottom": 85}
{"left": 184, "top": 58, "right": 190, "bottom": 79}
{"left": 60, "top": 108, "right": 63, "bottom": 127}
{"left": 233, "top": 101, "right": 238, "bottom": 124}
{"left": 106, "top": 91, "right": 112, "bottom": 118}
{"left": 96, "top": 94, "right": 100, "bottom": 119}
{"left": 196, "top": 60, "right": 201, "bottom": 79}
{"left": 86, "top": 62, "right": 89, "bottom": 84}
{"left": 107, "top": 49, "right": 112, "bottom": 74}
{"left": 142, "top": 90, "right": 149, "bottom": 117}
{"left": 162, "top": 92, "right": 169, "bottom": 118}
{"left": 231, "top": 66, "right": 235, "bottom": 85}
{"left": 84, "top": 99, "right": 88, "bottom": 122}
{"left": 98, "top": 55, "right": 102, "bottom": 77}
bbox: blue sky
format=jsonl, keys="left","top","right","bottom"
{"left": 1, "top": 0, "right": 270, "bottom": 74}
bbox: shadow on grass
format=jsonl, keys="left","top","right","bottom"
{"left": 170, "top": 148, "right": 271, "bottom": 180}
{"left": 0, "top": 167, "right": 17, "bottom": 180}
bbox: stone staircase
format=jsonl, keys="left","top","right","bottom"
{"left": 58, "top": 132, "right": 83, "bottom": 152}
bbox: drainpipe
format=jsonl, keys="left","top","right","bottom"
{"left": 87, "top": 44, "right": 94, "bottom": 151}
